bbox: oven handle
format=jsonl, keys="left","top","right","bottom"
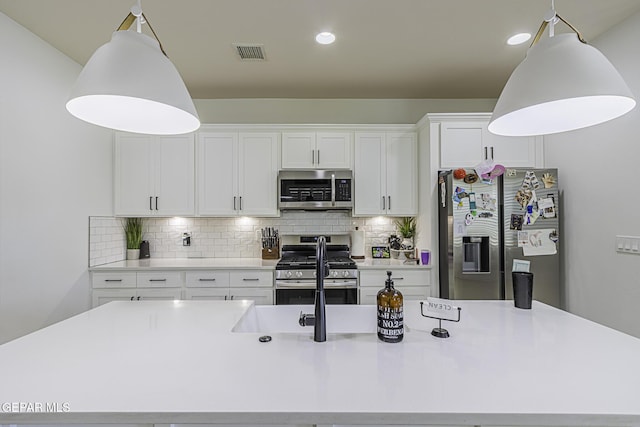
{"left": 275, "top": 281, "right": 357, "bottom": 289}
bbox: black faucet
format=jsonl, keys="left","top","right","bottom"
{"left": 298, "top": 235, "right": 329, "bottom": 342}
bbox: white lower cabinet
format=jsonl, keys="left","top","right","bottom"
{"left": 92, "top": 271, "right": 184, "bottom": 306}
{"left": 359, "top": 269, "right": 431, "bottom": 305}
{"left": 185, "top": 270, "right": 274, "bottom": 305}
{"left": 93, "top": 269, "right": 275, "bottom": 307}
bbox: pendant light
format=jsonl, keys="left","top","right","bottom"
{"left": 66, "top": 2, "right": 200, "bottom": 135}
{"left": 488, "top": 4, "right": 636, "bottom": 137}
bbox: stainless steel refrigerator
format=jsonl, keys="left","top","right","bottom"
{"left": 437, "top": 168, "right": 560, "bottom": 308}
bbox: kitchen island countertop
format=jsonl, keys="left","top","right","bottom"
{"left": 0, "top": 300, "right": 639, "bottom": 426}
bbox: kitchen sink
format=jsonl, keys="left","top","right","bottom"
{"left": 232, "top": 304, "right": 377, "bottom": 334}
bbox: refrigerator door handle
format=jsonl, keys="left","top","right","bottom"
{"left": 440, "top": 180, "right": 447, "bottom": 208}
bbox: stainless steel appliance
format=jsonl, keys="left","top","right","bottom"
{"left": 438, "top": 168, "right": 560, "bottom": 307}
{"left": 278, "top": 170, "right": 353, "bottom": 210}
{"left": 275, "top": 236, "right": 358, "bottom": 305}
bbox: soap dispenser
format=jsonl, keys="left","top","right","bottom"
{"left": 377, "top": 271, "right": 404, "bottom": 343}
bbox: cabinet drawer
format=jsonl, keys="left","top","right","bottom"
{"left": 359, "top": 269, "right": 430, "bottom": 287}
{"left": 92, "top": 272, "right": 136, "bottom": 289}
{"left": 186, "top": 271, "right": 230, "bottom": 288}
{"left": 230, "top": 270, "right": 273, "bottom": 287}
{"left": 137, "top": 271, "right": 183, "bottom": 288}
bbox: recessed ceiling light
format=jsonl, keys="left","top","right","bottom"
{"left": 507, "top": 32, "right": 532, "bottom": 46}
{"left": 315, "top": 32, "right": 336, "bottom": 45}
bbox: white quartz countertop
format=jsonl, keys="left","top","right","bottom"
{"left": 1, "top": 300, "right": 639, "bottom": 425}
{"left": 90, "top": 257, "right": 429, "bottom": 271}
{"left": 90, "top": 257, "right": 279, "bottom": 270}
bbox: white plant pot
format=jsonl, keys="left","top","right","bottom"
{"left": 126, "top": 249, "right": 140, "bottom": 260}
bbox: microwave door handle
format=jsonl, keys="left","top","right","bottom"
{"left": 331, "top": 173, "right": 335, "bottom": 206}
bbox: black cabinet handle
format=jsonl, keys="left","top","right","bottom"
{"left": 239, "top": 196, "right": 243, "bottom": 210}
{"left": 230, "top": 295, "right": 234, "bottom": 300}
{"left": 388, "top": 196, "right": 391, "bottom": 210}
{"left": 130, "top": 296, "right": 135, "bottom": 301}
{"left": 155, "top": 196, "right": 159, "bottom": 210}
{"left": 149, "top": 196, "right": 152, "bottom": 211}
{"left": 242, "top": 278, "right": 260, "bottom": 281}
{"left": 198, "top": 278, "right": 216, "bottom": 282}
{"left": 490, "top": 146, "right": 494, "bottom": 159}
{"left": 233, "top": 196, "right": 237, "bottom": 210}
{"left": 105, "top": 279, "right": 122, "bottom": 282}
{"left": 137, "top": 296, "right": 141, "bottom": 300}
{"left": 149, "top": 279, "right": 167, "bottom": 282}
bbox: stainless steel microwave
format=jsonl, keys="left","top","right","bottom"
{"left": 278, "top": 170, "right": 353, "bottom": 210}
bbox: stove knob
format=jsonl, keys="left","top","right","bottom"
{"left": 295, "top": 271, "right": 304, "bottom": 278}
{"left": 342, "top": 270, "right": 352, "bottom": 278}
{"left": 312, "top": 271, "right": 316, "bottom": 278}
{"left": 285, "top": 271, "right": 293, "bottom": 279}
{"left": 331, "top": 270, "right": 339, "bottom": 278}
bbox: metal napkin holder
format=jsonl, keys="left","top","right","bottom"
{"left": 419, "top": 301, "right": 462, "bottom": 338}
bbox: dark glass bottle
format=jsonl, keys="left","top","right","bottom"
{"left": 377, "top": 270, "right": 404, "bottom": 343}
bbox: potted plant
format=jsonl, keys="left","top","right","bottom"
{"left": 123, "top": 217, "right": 144, "bottom": 260}
{"left": 394, "top": 217, "right": 416, "bottom": 249}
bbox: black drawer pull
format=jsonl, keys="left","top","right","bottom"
{"left": 199, "top": 278, "right": 216, "bottom": 281}
{"left": 242, "top": 278, "right": 260, "bottom": 281}
{"left": 105, "top": 279, "right": 123, "bottom": 282}
{"left": 149, "top": 279, "right": 167, "bottom": 282}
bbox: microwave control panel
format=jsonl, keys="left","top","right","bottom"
{"left": 336, "top": 179, "right": 351, "bottom": 201}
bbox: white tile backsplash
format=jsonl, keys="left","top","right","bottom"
{"left": 89, "top": 212, "right": 399, "bottom": 266}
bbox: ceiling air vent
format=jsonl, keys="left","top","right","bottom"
{"left": 234, "top": 44, "right": 266, "bottom": 61}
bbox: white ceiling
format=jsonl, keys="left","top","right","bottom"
{"left": 1, "top": 0, "right": 639, "bottom": 99}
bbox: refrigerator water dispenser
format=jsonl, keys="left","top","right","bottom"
{"left": 462, "top": 236, "right": 490, "bottom": 273}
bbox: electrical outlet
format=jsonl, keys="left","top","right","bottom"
{"left": 182, "top": 232, "right": 191, "bottom": 247}
{"left": 616, "top": 235, "right": 640, "bottom": 255}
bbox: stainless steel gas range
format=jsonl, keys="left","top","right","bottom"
{"left": 275, "top": 236, "right": 358, "bottom": 305}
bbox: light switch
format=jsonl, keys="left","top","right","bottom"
{"left": 616, "top": 235, "right": 640, "bottom": 255}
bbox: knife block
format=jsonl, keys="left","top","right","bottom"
{"left": 261, "top": 243, "right": 280, "bottom": 260}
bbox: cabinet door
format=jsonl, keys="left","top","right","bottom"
{"left": 237, "top": 133, "right": 279, "bottom": 216}
{"left": 439, "top": 121, "right": 485, "bottom": 168}
{"left": 484, "top": 130, "right": 540, "bottom": 167}
{"left": 114, "top": 134, "right": 155, "bottom": 216}
{"left": 385, "top": 132, "right": 417, "bottom": 216}
{"left": 281, "top": 132, "right": 315, "bottom": 169}
{"left": 155, "top": 135, "right": 195, "bottom": 216}
{"left": 316, "top": 132, "right": 352, "bottom": 169}
{"left": 92, "top": 289, "right": 137, "bottom": 307}
{"left": 229, "top": 288, "right": 274, "bottom": 305}
{"left": 136, "top": 288, "right": 183, "bottom": 301}
{"left": 184, "top": 288, "right": 230, "bottom": 300}
{"left": 359, "top": 287, "right": 379, "bottom": 305}
{"left": 354, "top": 132, "right": 386, "bottom": 216}
{"left": 197, "top": 132, "right": 238, "bottom": 216}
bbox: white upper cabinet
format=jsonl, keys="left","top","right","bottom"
{"left": 114, "top": 133, "right": 195, "bottom": 216}
{"left": 354, "top": 131, "right": 417, "bottom": 216}
{"left": 198, "top": 131, "right": 279, "bottom": 217}
{"left": 281, "top": 131, "right": 352, "bottom": 169}
{"left": 430, "top": 113, "right": 543, "bottom": 169}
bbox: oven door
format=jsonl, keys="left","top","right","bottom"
{"left": 275, "top": 287, "right": 358, "bottom": 305}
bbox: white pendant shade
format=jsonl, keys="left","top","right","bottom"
{"left": 66, "top": 30, "right": 200, "bottom": 135}
{"left": 489, "top": 33, "right": 636, "bottom": 136}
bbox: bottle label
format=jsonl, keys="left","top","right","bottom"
{"left": 377, "top": 306, "right": 404, "bottom": 338}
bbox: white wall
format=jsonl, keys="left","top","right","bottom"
{"left": 194, "top": 98, "right": 497, "bottom": 124}
{"left": 544, "top": 11, "right": 640, "bottom": 337}
{"left": 0, "top": 13, "right": 113, "bottom": 344}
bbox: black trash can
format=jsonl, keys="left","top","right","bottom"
{"left": 512, "top": 271, "right": 533, "bottom": 309}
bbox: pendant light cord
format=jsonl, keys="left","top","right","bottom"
{"left": 116, "top": 11, "right": 167, "bottom": 57}
{"left": 530, "top": 13, "right": 586, "bottom": 46}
